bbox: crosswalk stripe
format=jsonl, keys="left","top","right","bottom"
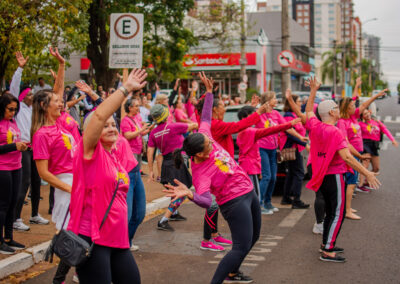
{"left": 384, "top": 116, "right": 392, "bottom": 123}
{"left": 396, "top": 133, "right": 400, "bottom": 137}
{"left": 396, "top": 117, "right": 400, "bottom": 123}
{"left": 377, "top": 115, "right": 381, "bottom": 121}
{"left": 381, "top": 141, "right": 391, "bottom": 151}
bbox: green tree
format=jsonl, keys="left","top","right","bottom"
{"left": 397, "top": 83, "right": 400, "bottom": 94}
{"left": 0, "top": 0, "right": 90, "bottom": 88}
{"left": 86, "top": 0, "right": 197, "bottom": 90}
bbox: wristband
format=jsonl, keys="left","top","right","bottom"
{"left": 118, "top": 86, "right": 129, "bottom": 97}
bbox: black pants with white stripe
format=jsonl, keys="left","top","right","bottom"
{"left": 319, "top": 174, "right": 346, "bottom": 251}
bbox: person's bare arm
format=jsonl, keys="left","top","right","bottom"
{"left": 36, "top": 160, "right": 71, "bottom": 192}
{"left": 66, "top": 94, "right": 86, "bottom": 108}
{"left": 75, "top": 81, "right": 100, "bottom": 101}
{"left": 305, "top": 77, "right": 320, "bottom": 120}
{"left": 359, "top": 89, "right": 388, "bottom": 114}
{"left": 49, "top": 47, "right": 65, "bottom": 100}
{"left": 147, "top": 146, "right": 156, "bottom": 181}
{"left": 338, "top": 148, "right": 381, "bottom": 189}
{"left": 285, "top": 89, "right": 306, "bottom": 124}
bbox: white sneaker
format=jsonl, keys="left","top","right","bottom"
{"left": 30, "top": 214, "right": 49, "bottom": 225}
{"left": 130, "top": 244, "right": 139, "bottom": 251}
{"left": 261, "top": 208, "right": 273, "bottom": 215}
{"left": 272, "top": 206, "right": 279, "bottom": 212}
{"left": 72, "top": 273, "right": 79, "bottom": 283}
{"left": 13, "top": 219, "right": 30, "bottom": 231}
{"left": 312, "top": 222, "right": 323, "bottom": 235}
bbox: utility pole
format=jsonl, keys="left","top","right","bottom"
{"left": 281, "top": 0, "right": 291, "bottom": 93}
{"left": 359, "top": 23, "right": 362, "bottom": 75}
{"left": 239, "top": 0, "right": 247, "bottom": 103}
{"left": 333, "top": 40, "right": 337, "bottom": 96}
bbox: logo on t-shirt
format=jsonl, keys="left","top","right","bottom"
{"left": 214, "top": 150, "right": 235, "bottom": 174}
{"left": 6, "top": 129, "right": 14, "bottom": 144}
{"left": 317, "top": 152, "right": 327, "bottom": 158}
{"left": 264, "top": 119, "right": 270, "bottom": 128}
{"left": 351, "top": 123, "right": 360, "bottom": 135}
{"left": 65, "top": 116, "right": 77, "bottom": 126}
{"left": 116, "top": 172, "right": 129, "bottom": 185}
{"left": 61, "top": 133, "right": 73, "bottom": 150}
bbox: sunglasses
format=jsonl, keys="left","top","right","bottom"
{"left": 6, "top": 107, "right": 18, "bottom": 112}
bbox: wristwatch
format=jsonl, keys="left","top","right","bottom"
{"left": 118, "top": 86, "right": 129, "bottom": 97}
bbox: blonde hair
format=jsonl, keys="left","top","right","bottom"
{"left": 260, "top": 91, "right": 276, "bottom": 105}
{"left": 339, "top": 97, "right": 353, "bottom": 119}
{"left": 155, "top": 94, "right": 168, "bottom": 104}
{"left": 31, "top": 89, "right": 54, "bottom": 140}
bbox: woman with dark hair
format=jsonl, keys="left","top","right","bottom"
{"left": 358, "top": 108, "right": 398, "bottom": 190}
{"left": 280, "top": 91, "right": 310, "bottom": 209}
{"left": 237, "top": 105, "right": 299, "bottom": 197}
{"left": 120, "top": 98, "right": 149, "bottom": 249}
{"left": 67, "top": 68, "right": 147, "bottom": 283}
{"left": 337, "top": 79, "right": 386, "bottom": 220}
{"left": 0, "top": 93, "right": 28, "bottom": 254}
{"left": 166, "top": 72, "right": 259, "bottom": 283}
{"left": 147, "top": 103, "right": 198, "bottom": 231}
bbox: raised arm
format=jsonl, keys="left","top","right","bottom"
{"left": 49, "top": 47, "right": 65, "bottom": 100}
{"left": 199, "top": 72, "right": 214, "bottom": 125}
{"left": 285, "top": 89, "right": 306, "bottom": 124}
{"left": 359, "top": 89, "right": 388, "bottom": 114}
{"left": 305, "top": 77, "right": 321, "bottom": 119}
{"left": 352, "top": 77, "right": 362, "bottom": 100}
{"left": 75, "top": 81, "right": 100, "bottom": 102}
{"left": 10, "top": 52, "right": 29, "bottom": 98}
{"left": 83, "top": 69, "right": 147, "bottom": 158}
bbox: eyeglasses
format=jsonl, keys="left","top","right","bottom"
{"left": 6, "top": 107, "right": 18, "bottom": 112}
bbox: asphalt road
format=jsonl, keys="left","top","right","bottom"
{"left": 23, "top": 96, "right": 400, "bottom": 284}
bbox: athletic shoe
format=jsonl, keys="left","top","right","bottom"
{"left": 0, "top": 243, "right": 15, "bottom": 255}
{"left": 319, "top": 245, "right": 344, "bottom": 253}
{"left": 72, "top": 273, "right": 79, "bottom": 283}
{"left": 261, "top": 208, "right": 273, "bottom": 215}
{"left": 265, "top": 203, "right": 279, "bottom": 212}
{"left": 319, "top": 252, "right": 346, "bottom": 263}
{"left": 292, "top": 200, "right": 310, "bottom": 209}
{"left": 200, "top": 240, "right": 225, "bottom": 252}
{"left": 5, "top": 240, "right": 25, "bottom": 250}
{"left": 30, "top": 214, "right": 50, "bottom": 225}
{"left": 13, "top": 219, "right": 30, "bottom": 231}
{"left": 280, "top": 197, "right": 293, "bottom": 205}
{"left": 355, "top": 186, "right": 371, "bottom": 193}
{"left": 157, "top": 220, "right": 174, "bottom": 231}
{"left": 312, "top": 222, "right": 323, "bottom": 235}
{"left": 169, "top": 212, "right": 187, "bottom": 221}
{"left": 213, "top": 235, "right": 232, "bottom": 246}
{"left": 130, "top": 244, "right": 139, "bottom": 251}
{"left": 224, "top": 271, "right": 253, "bottom": 283}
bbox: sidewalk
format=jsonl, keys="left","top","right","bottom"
{"left": 0, "top": 164, "right": 168, "bottom": 279}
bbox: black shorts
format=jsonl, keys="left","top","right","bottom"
{"left": 363, "top": 139, "right": 380, "bottom": 156}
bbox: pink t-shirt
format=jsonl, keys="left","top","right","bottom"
{"left": 69, "top": 141, "right": 130, "bottom": 249}
{"left": 191, "top": 122, "right": 253, "bottom": 205}
{"left": 237, "top": 127, "right": 260, "bottom": 175}
{"left": 280, "top": 112, "right": 306, "bottom": 152}
{"left": 185, "top": 101, "right": 196, "bottom": 121}
{"left": 360, "top": 119, "right": 395, "bottom": 142}
{"left": 120, "top": 115, "right": 143, "bottom": 154}
{"left": 32, "top": 122, "right": 77, "bottom": 175}
{"left": 0, "top": 119, "right": 21, "bottom": 171}
{"left": 337, "top": 108, "right": 363, "bottom": 152}
{"left": 306, "top": 117, "right": 348, "bottom": 191}
{"left": 112, "top": 135, "right": 138, "bottom": 172}
{"left": 57, "top": 112, "right": 81, "bottom": 143}
{"left": 148, "top": 122, "right": 188, "bottom": 155}
{"left": 256, "top": 110, "right": 286, "bottom": 150}
{"left": 174, "top": 108, "right": 189, "bottom": 123}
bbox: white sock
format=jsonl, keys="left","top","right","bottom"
{"left": 160, "top": 216, "right": 169, "bottom": 223}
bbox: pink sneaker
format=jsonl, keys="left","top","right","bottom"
{"left": 213, "top": 235, "right": 232, "bottom": 246}
{"left": 200, "top": 241, "right": 225, "bottom": 252}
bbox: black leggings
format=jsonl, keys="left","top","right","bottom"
{"left": 76, "top": 235, "right": 141, "bottom": 284}
{"left": 15, "top": 150, "right": 41, "bottom": 219}
{"left": 283, "top": 149, "right": 305, "bottom": 202}
{"left": 0, "top": 169, "right": 22, "bottom": 242}
{"left": 211, "top": 191, "right": 261, "bottom": 284}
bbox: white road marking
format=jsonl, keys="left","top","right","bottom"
{"left": 377, "top": 115, "right": 381, "bottom": 121}
{"left": 244, "top": 255, "right": 266, "bottom": 261}
{"left": 258, "top": 241, "right": 278, "bottom": 246}
{"left": 384, "top": 116, "right": 392, "bottom": 123}
{"left": 250, "top": 248, "right": 272, "bottom": 253}
{"left": 265, "top": 235, "right": 284, "bottom": 240}
{"left": 381, "top": 141, "right": 391, "bottom": 150}
{"left": 278, "top": 210, "right": 307, "bottom": 228}
{"left": 396, "top": 117, "right": 400, "bottom": 123}
{"left": 208, "top": 261, "right": 219, "bottom": 264}
{"left": 396, "top": 132, "right": 400, "bottom": 137}
{"left": 241, "top": 263, "right": 258, "bottom": 267}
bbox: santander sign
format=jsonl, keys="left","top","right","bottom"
{"left": 183, "top": 53, "right": 256, "bottom": 67}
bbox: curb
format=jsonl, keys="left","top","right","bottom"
{"left": 0, "top": 197, "right": 170, "bottom": 280}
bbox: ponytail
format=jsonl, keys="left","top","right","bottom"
{"left": 173, "top": 148, "right": 184, "bottom": 169}
{"left": 174, "top": 132, "right": 207, "bottom": 168}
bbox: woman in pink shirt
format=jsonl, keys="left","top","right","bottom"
{"left": 337, "top": 85, "right": 386, "bottom": 220}
{"left": 358, "top": 109, "right": 398, "bottom": 190}
{"left": 166, "top": 73, "right": 259, "bottom": 283}
{"left": 305, "top": 77, "right": 380, "bottom": 263}
{"left": 67, "top": 68, "right": 147, "bottom": 284}
{"left": 0, "top": 93, "right": 28, "bottom": 254}
{"left": 256, "top": 92, "right": 307, "bottom": 214}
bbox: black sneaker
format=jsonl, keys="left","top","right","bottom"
{"left": 0, "top": 243, "right": 15, "bottom": 255}
{"left": 280, "top": 197, "right": 293, "bottom": 205}
{"left": 169, "top": 213, "right": 187, "bottom": 221}
{"left": 157, "top": 220, "right": 174, "bottom": 231}
{"left": 319, "top": 245, "right": 344, "bottom": 254}
{"left": 319, "top": 252, "right": 346, "bottom": 263}
{"left": 292, "top": 200, "right": 310, "bottom": 209}
{"left": 224, "top": 271, "right": 253, "bottom": 283}
{"left": 5, "top": 240, "right": 25, "bottom": 250}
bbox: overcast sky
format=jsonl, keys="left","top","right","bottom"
{"left": 351, "top": 0, "right": 399, "bottom": 91}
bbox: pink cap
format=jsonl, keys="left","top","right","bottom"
{"left": 19, "top": 88, "right": 31, "bottom": 102}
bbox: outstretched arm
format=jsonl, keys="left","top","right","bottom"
{"left": 285, "top": 89, "right": 306, "bottom": 124}
{"left": 305, "top": 77, "right": 320, "bottom": 120}
{"left": 10, "top": 51, "right": 29, "bottom": 98}
{"left": 83, "top": 69, "right": 147, "bottom": 159}
{"left": 352, "top": 77, "right": 362, "bottom": 100}
{"left": 359, "top": 89, "right": 388, "bottom": 114}
{"left": 49, "top": 47, "right": 65, "bottom": 100}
